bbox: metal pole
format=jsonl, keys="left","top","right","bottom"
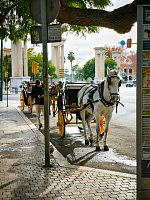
{"left": 6, "top": 55, "right": 8, "bottom": 107}
{"left": 6, "top": 77, "right": 8, "bottom": 107}
{"left": 41, "top": 0, "right": 50, "bottom": 167}
{"left": 0, "top": 39, "right": 3, "bottom": 101}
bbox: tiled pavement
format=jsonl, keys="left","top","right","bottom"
{"left": 0, "top": 94, "right": 136, "bottom": 200}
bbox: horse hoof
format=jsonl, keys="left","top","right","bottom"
{"left": 89, "top": 139, "right": 94, "bottom": 144}
{"left": 95, "top": 146, "right": 101, "bottom": 151}
{"left": 85, "top": 139, "right": 89, "bottom": 145}
{"left": 104, "top": 145, "right": 109, "bottom": 151}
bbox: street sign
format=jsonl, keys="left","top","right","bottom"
{"left": 30, "top": 24, "right": 61, "bottom": 44}
{"left": 120, "top": 40, "right": 126, "bottom": 46}
{"left": 48, "top": 24, "right": 61, "bottom": 43}
{"left": 30, "top": 26, "right": 42, "bottom": 44}
{"left": 29, "top": 0, "right": 60, "bottom": 24}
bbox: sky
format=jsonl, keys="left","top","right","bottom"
{"left": 3, "top": 0, "right": 137, "bottom": 69}
{"left": 62, "top": 0, "right": 137, "bottom": 68}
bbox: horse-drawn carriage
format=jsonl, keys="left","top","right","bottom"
{"left": 57, "top": 82, "right": 105, "bottom": 138}
{"left": 57, "top": 69, "right": 123, "bottom": 151}
{"left": 20, "top": 80, "right": 63, "bottom": 115}
{"left": 20, "top": 81, "right": 35, "bottom": 113}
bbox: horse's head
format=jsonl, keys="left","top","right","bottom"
{"left": 23, "top": 82, "right": 29, "bottom": 91}
{"left": 106, "top": 68, "right": 121, "bottom": 104}
{"left": 57, "top": 81, "right": 64, "bottom": 91}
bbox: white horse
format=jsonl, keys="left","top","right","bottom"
{"left": 78, "top": 68, "right": 122, "bottom": 151}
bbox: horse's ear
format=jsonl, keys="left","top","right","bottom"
{"left": 117, "top": 68, "right": 120, "bottom": 75}
{"left": 107, "top": 67, "right": 110, "bottom": 75}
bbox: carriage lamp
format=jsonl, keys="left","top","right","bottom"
{"left": 127, "top": 38, "right": 132, "bottom": 48}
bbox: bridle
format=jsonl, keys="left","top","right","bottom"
{"left": 106, "top": 74, "right": 121, "bottom": 106}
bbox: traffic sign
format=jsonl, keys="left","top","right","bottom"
{"left": 120, "top": 40, "right": 126, "bottom": 46}
{"left": 29, "top": 0, "right": 60, "bottom": 24}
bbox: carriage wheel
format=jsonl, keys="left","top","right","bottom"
{"left": 28, "top": 95, "right": 33, "bottom": 114}
{"left": 52, "top": 96, "right": 56, "bottom": 116}
{"left": 100, "top": 116, "right": 105, "bottom": 135}
{"left": 20, "top": 91, "right": 25, "bottom": 110}
{"left": 58, "top": 111, "right": 65, "bottom": 138}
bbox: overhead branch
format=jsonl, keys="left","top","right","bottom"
{"left": 57, "top": 0, "right": 149, "bottom": 34}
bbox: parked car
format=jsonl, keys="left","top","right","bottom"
{"left": 126, "top": 81, "right": 134, "bottom": 87}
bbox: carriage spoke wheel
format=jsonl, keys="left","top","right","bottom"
{"left": 28, "top": 95, "right": 33, "bottom": 114}
{"left": 52, "top": 96, "right": 56, "bottom": 116}
{"left": 20, "top": 91, "right": 25, "bottom": 110}
{"left": 58, "top": 111, "right": 65, "bottom": 138}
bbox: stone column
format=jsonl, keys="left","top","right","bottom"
{"left": 94, "top": 47, "right": 106, "bottom": 83}
{"left": 11, "top": 41, "right": 16, "bottom": 77}
{"left": 112, "top": 51, "right": 121, "bottom": 69}
{"left": 51, "top": 45, "right": 59, "bottom": 75}
{"left": 60, "top": 41, "right": 65, "bottom": 70}
{"left": 17, "top": 40, "right": 23, "bottom": 77}
{"left": 11, "top": 41, "right": 30, "bottom": 91}
{"left": 23, "top": 41, "right": 28, "bottom": 77}
{"left": 51, "top": 39, "right": 65, "bottom": 78}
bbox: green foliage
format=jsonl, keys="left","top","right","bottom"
{"left": 1, "top": 0, "right": 34, "bottom": 43}
{"left": 72, "top": 64, "right": 83, "bottom": 81}
{"left": 67, "top": 0, "right": 111, "bottom": 9}
{"left": 83, "top": 58, "right": 95, "bottom": 80}
{"left": 27, "top": 48, "right": 56, "bottom": 80}
{"left": 3, "top": 55, "right": 11, "bottom": 83}
{"left": 67, "top": 52, "right": 75, "bottom": 62}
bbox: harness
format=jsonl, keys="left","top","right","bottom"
{"left": 79, "top": 75, "right": 124, "bottom": 113}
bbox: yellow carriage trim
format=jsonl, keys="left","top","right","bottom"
{"left": 20, "top": 91, "right": 25, "bottom": 110}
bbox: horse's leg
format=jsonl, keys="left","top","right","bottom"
{"left": 103, "top": 116, "right": 111, "bottom": 151}
{"left": 86, "top": 114, "right": 94, "bottom": 144}
{"left": 80, "top": 110, "right": 89, "bottom": 145}
{"left": 95, "top": 114, "right": 101, "bottom": 151}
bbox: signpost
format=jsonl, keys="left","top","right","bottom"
{"left": 0, "top": 39, "right": 3, "bottom": 101}
{"left": 30, "top": 0, "right": 60, "bottom": 167}
{"left": 137, "top": 5, "right": 150, "bottom": 199}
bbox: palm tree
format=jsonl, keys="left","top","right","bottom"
{"left": 67, "top": 52, "right": 75, "bottom": 82}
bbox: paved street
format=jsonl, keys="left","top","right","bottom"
{"left": 0, "top": 93, "right": 137, "bottom": 200}
{"left": 31, "top": 85, "right": 136, "bottom": 175}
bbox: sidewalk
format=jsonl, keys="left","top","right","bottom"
{"left": 0, "top": 94, "right": 136, "bottom": 200}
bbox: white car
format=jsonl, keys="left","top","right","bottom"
{"left": 126, "top": 81, "right": 134, "bottom": 87}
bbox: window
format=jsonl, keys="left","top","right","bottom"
{"left": 129, "top": 69, "right": 132, "bottom": 73}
